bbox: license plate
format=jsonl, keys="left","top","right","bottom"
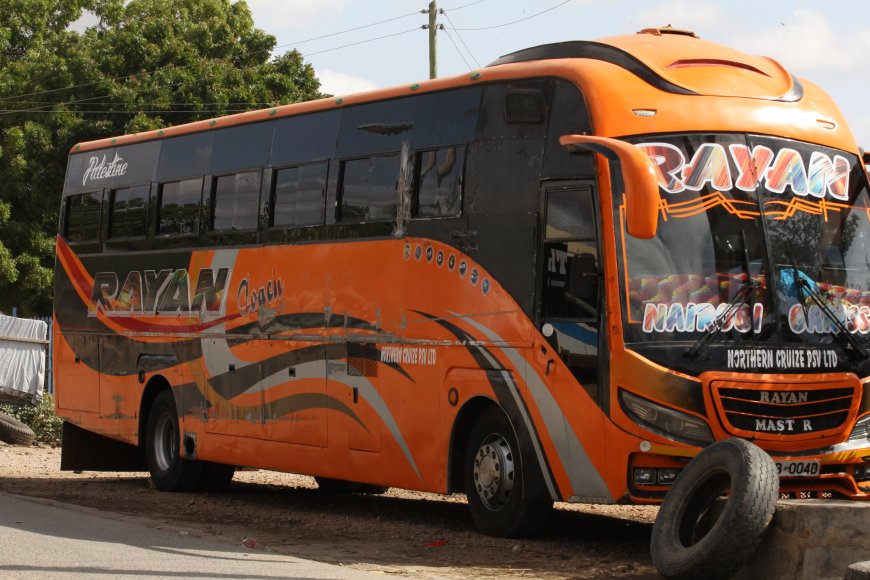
{"left": 775, "top": 459, "right": 821, "bottom": 478}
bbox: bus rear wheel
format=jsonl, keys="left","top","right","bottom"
{"left": 464, "top": 406, "right": 551, "bottom": 537}
{"left": 146, "top": 390, "right": 202, "bottom": 492}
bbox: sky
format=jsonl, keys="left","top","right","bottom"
{"left": 237, "top": 0, "right": 870, "bottom": 148}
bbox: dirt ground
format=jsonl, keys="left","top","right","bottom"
{"left": 0, "top": 441, "right": 660, "bottom": 579}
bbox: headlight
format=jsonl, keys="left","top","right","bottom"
{"left": 619, "top": 389, "right": 714, "bottom": 446}
{"left": 849, "top": 414, "right": 870, "bottom": 442}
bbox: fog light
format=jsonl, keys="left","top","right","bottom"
{"left": 657, "top": 468, "right": 680, "bottom": 485}
{"left": 850, "top": 415, "right": 870, "bottom": 441}
{"left": 634, "top": 468, "right": 657, "bottom": 486}
{"left": 855, "top": 463, "right": 870, "bottom": 481}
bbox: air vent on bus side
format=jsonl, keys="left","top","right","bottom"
{"left": 505, "top": 89, "right": 544, "bottom": 124}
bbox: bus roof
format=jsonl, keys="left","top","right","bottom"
{"left": 71, "top": 27, "right": 852, "bottom": 154}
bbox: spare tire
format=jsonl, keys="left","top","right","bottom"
{"left": 0, "top": 411, "right": 36, "bottom": 446}
{"left": 650, "top": 438, "right": 778, "bottom": 580}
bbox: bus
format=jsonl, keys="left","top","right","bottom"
{"left": 54, "top": 26, "right": 870, "bottom": 537}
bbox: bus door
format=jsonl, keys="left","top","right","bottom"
{"left": 538, "top": 182, "right": 602, "bottom": 402}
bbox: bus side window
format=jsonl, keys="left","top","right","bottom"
{"left": 413, "top": 146, "right": 464, "bottom": 218}
{"left": 158, "top": 178, "right": 202, "bottom": 236}
{"left": 64, "top": 192, "right": 102, "bottom": 242}
{"left": 271, "top": 162, "right": 328, "bottom": 228}
{"left": 108, "top": 185, "right": 149, "bottom": 239}
{"left": 211, "top": 171, "right": 261, "bottom": 231}
{"left": 542, "top": 185, "right": 598, "bottom": 319}
{"left": 338, "top": 153, "right": 400, "bottom": 223}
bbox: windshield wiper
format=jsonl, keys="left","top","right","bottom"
{"left": 685, "top": 277, "right": 758, "bottom": 358}
{"left": 787, "top": 251, "right": 869, "bottom": 360}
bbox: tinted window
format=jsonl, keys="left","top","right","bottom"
{"left": 545, "top": 186, "right": 595, "bottom": 240}
{"left": 212, "top": 171, "right": 261, "bottom": 231}
{"left": 272, "top": 163, "right": 327, "bottom": 227}
{"left": 159, "top": 178, "right": 202, "bottom": 235}
{"left": 337, "top": 100, "right": 417, "bottom": 157}
{"left": 109, "top": 185, "right": 149, "bottom": 238}
{"left": 542, "top": 185, "right": 599, "bottom": 320}
{"left": 158, "top": 133, "right": 213, "bottom": 181}
{"left": 65, "top": 192, "right": 102, "bottom": 242}
{"left": 415, "top": 87, "right": 481, "bottom": 149}
{"left": 271, "top": 111, "right": 340, "bottom": 166}
{"left": 339, "top": 154, "right": 399, "bottom": 222}
{"left": 210, "top": 123, "right": 272, "bottom": 174}
{"left": 415, "top": 146, "right": 463, "bottom": 218}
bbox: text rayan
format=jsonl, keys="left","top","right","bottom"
{"left": 88, "top": 268, "right": 231, "bottom": 317}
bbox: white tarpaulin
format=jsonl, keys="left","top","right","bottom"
{"left": 0, "top": 315, "right": 47, "bottom": 406}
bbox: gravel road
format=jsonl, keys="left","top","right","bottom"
{"left": 0, "top": 442, "right": 659, "bottom": 579}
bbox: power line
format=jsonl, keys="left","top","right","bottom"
{"left": 439, "top": 10, "right": 481, "bottom": 68}
{"left": 442, "top": 0, "right": 487, "bottom": 11}
{"left": 441, "top": 26, "right": 472, "bottom": 71}
{"left": 0, "top": 101, "right": 282, "bottom": 107}
{"left": 0, "top": 26, "right": 420, "bottom": 117}
{"left": 303, "top": 28, "right": 419, "bottom": 58}
{"left": 0, "top": 9, "right": 420, "bottom": 104}
{"left": 0, "top": 109, "right": 259, "bottom": 115}
{"left": 447, "top": 0, "right": 571, "bottom": 31}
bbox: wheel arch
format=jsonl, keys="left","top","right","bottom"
{"left": 447, "top": 396, "right": 500, "bottom": 494}
{"left": 138, "top": 374, "right": 172, "bottom": 449}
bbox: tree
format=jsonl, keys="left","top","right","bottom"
{"left": 0, "top": 0, "right": 325, "bottom": 315}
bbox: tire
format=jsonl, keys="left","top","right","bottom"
{"left": 145, "top": 390, "right": 202, "bottom": 492}
{"left": 464, "top": 406, "right": 552, "bottom": 537}
{"left": 0, "top": 411, "right": 35, "bottom": 446}
{"left": 650, "top": 438, "right": 779, "bottom": 580}
{"left": 197, "top": 462, "right": 236, "bottom": 492}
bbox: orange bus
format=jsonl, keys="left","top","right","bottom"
{"left": 54, "top": 27, "right": 870, "bottom": 537}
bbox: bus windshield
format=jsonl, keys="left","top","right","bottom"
{"left": 618, "top": 133, "right": 870, "bottom": 361}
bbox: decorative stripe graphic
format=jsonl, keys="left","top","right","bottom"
{"left": 413, "top": 310, "right": 560, "bottom": 501}
{"left": 451, "top": 312, "right": 613, "bottom": 503}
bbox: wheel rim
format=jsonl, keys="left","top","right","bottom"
{"left": 153, "top": 412, "right": 177, "bottom": 473}
{"left": 472, "top": 433, "right": 516, "bottom": 511}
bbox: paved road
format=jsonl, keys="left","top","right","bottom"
{"left": 0, "top": 492, "right": 378, "bottom": 579}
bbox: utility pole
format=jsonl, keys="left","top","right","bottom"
{"left": 427, "top": 1, "right": 437, "bottom": 79}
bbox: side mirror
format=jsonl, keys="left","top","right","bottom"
{"left": 560, "top": 134, "right": 661, "bottom": 239}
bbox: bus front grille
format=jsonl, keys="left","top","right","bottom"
{"left": 709, "top": 378, "right": 859, "bottom": 440}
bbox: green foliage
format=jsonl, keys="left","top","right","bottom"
{"left": 0, "top": 0, "right": 326, "bottom": 316}
{"left": 0, "top": 393, "right": 64, "bottom": 444}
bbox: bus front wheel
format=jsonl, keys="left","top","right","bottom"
{"left": 145, "top": 390, "right": 202, "bottom": 491}
{"left": 464, "top": 406, "right": 550, "bottom": 537}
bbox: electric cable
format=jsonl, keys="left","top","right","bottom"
{"left": 447, "top": 0, "right": 571, "bottom": 31}
{"left": 441, "top": 26, "right": 472, "bottom": 71}
{"left": 0, "top": 9, "right": 420, "bottom": 104}
{"left": 439, "top": 10, "right": 481, "bottom": 68}
{"left": 442, "top": 0, "right": 487, "bottom": 11}
{"left": 0, "top": 26, "right": 419, "bottom": 117}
